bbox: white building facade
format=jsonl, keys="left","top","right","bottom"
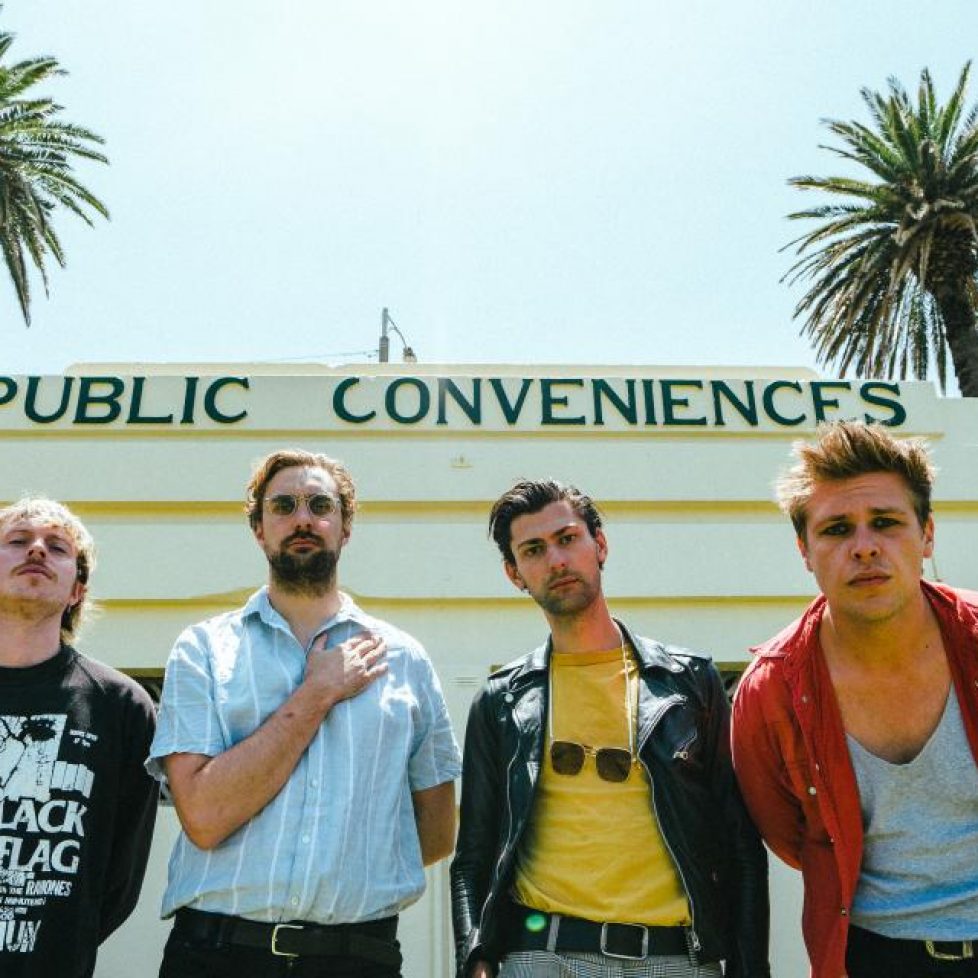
{"left": 0, "top": 363, "right": 974, "bottom": 978}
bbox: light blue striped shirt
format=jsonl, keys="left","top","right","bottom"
{"left": 147, "top": 588, "right": 461, "bottom": 923}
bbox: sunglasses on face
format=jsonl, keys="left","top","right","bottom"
{"left": 550, "top": 740, "right": 634, "bottom": 783}
{"left": 264, "top": 493, "right": 339, "bottom": 518}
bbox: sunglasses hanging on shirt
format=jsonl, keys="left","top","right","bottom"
{"left": 547, "top": 627, "right": 636, "bottom": 784}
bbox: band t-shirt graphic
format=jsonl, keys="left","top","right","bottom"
{"left": 0, "top": 712, "right": 94, "bottom": 953}
{"left": 0, "top": 647, "right": 157, "bottom": 978}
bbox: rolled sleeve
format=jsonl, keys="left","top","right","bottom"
{"left": 146, "top": 626, "right": 226, "bottom": 782}
{"left": 407, "top": 647, "right": 462, "bottom": 792}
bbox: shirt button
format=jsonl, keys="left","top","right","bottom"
{"left": 504, "top": 693, "right": 514, "bottom": 704}
{"left": 808, "top": 786, "right": 817, "bottom": 796}
{"left": 801, "top": 695, "right": 809, "bottom": 704}
{"left": 291, "top": 897, "right": 299, "bottom": 907}
{"left": 841, "top": 908, "right": 848, "bottom": 916}
{"left": 310, "top": 779, "right": 319, "bottom": 787}
{"left": 302, "top": 835, "right": 310, "bottom": 844}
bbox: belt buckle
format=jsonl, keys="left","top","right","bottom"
{"left": 600, "top": 922, "right": 649, "bottom": 960}
{"left": 925, "top": 940, "right": 974, "bottom": 961}
{"left": 271, "top": 923, "right": 303, "bottom": 957}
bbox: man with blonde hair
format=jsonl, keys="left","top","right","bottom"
{"left": 150, "top": 449, "right": 461, "bottom": 978}
{"left": 0, "top": 497, "right": 158, "bottom": 978}
{"left": 733, "top": 422, "right": 978, "bottom": 978}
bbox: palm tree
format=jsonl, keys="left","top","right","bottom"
{"left": 0, "top": 22, "right": 108, "bottom": 325}
{"left": 784, "top": 64, "right": 978, "bottom": 396}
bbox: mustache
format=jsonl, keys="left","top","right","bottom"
{"left": 15, "top": 557, "right": 53, "bottom": 578}
{"left": 283, "top": 531, "right": 324, "bottom": 547}
{"left": 547, "top": 573, "right": 582, "bottom": 587}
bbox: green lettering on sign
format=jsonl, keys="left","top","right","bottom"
{"left": 711, "top": 381, "right": 758, "bottom": 426}
{"left": 386, "top": 378, "right": 430, "bottom": 424}
{"left": 661, "top": 380, "right": 707, "bottom": 426}
{"left": 0, "top": 378, "right": 17, "bottom": 408}
{"left": 74, "top": 377, "right": 125, "bottom": 424}
{"left": 437, "top": 379, "right": 481, "bottom": 425}
{"left": 762, "top": 381, "right": 806, "bottom": 426}
{"left": 593, "top": 380, "right": 637, "bottom": 425}
{"left": 541, "top": 379, "right": 585, "bottom": 425}
{"left": 333, "top": 377, "right": 376, "bottom": 423}
{"left": 181, "top": 377, "right": 199, "bottom": 424}
{"left": 860, "top": 382, "right": 906, "bottom": 426}
{"left": 641, "top": 379, "right": 657, "bottom": 425}
{"left": 127, "top": 377, "right": 175, "bottom": 424}
{"left": 26, "top": 377, "right": 73, "bottom": 424}
{"left": 203, "top": 377, "right": 249, "bottom": 424}
{"left": 811, "top": 381, "right": 852, "bottom": 422}
{"left": 489, "top": 378, "right": 532, "bottom": 425}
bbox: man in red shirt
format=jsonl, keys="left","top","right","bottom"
{"left": 732, "top": 421, "right": 978, "bottom": 978}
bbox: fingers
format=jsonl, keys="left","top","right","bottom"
{"left": 311, "top": 627, "right": 377, "bottom": 647}
{"left": 329, "top": 632, "right": 388, "bottom": 691}
{"left": 303, "top": 631, "right": 393, "bottom": 712}
{"left": 358, "top": 638, "right": 387, "bottom": 669}
{"left": 334, "top": 632, "right": 387, "bottom": 678}
{"left": 364, "top": 659, "right": 389, "bottom": 681}
{"left": 311, "top": 631, "right": 384, "bottom": 660}
{"left": 341, "top": 631, "right": 384, "bottom": 656}
{"left": 354, "top": 637, "right": 388, "bottom": 687}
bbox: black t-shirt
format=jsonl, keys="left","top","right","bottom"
{"left": 0, "top": 646, "right": 158, "bottom": 978}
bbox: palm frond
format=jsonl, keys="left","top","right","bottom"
{"left": 933, "top": 64, "right": 968, "bottom": 151}
{"left": 785, "top": 64, "right": 978, "bottom": 394}
{"left": 0, "top": 58, "right": 62, "bottom": 100}
{"left": 0, "top": 23, "right": 108, "bottom": 324}
{"left": 821, "top": 121, "right": 908, "bottom": 182}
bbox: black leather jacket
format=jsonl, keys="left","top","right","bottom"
{"left": 450, "top": 620, "right": 770, "bottom": 978}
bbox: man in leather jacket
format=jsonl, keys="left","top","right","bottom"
{"left": 451, "top": 479, "right": 769, "bottom": 978}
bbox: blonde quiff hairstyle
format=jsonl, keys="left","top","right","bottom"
{"left": 0, "top": 497, "right": 96, "bottom": 643}
{"left": 776, "top": 421, "right": 935, "bottom": 538}
{"left": 245, "top": 449, "right": 357, "bottom": 533}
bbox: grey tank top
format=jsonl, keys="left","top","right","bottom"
{"left": 847, "top": 690, "right": 978, "bottom": 939}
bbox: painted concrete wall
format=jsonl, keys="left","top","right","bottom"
{"left": 0, "top": 365, "right": 972, "bottom": 978}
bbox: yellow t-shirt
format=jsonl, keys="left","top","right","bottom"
{"left": 512, "top": 646, "right": 691, "bottom": 925}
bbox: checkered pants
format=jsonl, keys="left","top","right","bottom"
{"left": 497, "top": 951, "right": 723, "bottom": 977}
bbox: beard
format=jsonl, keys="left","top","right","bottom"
{"left": 530, "top": 573, "right": 602, "bottom": 618}
{"left": 266, "top": 533, "right": 339, "bottom": 597}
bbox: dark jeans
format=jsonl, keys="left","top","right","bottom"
{"left": 847, "top": 925, "right": 978, "bottom": 978}
{"left": 158, "top": 927, "right": 402, "bottom": 978}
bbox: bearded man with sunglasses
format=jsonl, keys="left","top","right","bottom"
{"left": 149, "top": 449, "right": 461, "bottom": 978}
{"left": 451, "top": 480, "right": 769, "bottom": 978}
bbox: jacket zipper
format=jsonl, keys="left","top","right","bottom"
{"left": 672, "top": 728, "right": 698, "bottom": 761}
{"left": 477, "top": 747, "right": 521, "bottom": 939}
{"left": 639, "top": 694, "right": 701, "bottom": 954}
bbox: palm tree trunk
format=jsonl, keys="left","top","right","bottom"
{"left": 935, "top": 285, "right": 978, "bottom": 396}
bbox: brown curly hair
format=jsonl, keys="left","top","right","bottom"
{"left": 245, "top": 449, "right": 357, "bottom": 533}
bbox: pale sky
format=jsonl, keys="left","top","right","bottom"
{"left": 2, "top": 1, "right": 976, "bottom": 379}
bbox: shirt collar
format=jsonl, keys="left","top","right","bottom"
{"left": 243, "top": 586, "right": 374, "bottom": 635}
